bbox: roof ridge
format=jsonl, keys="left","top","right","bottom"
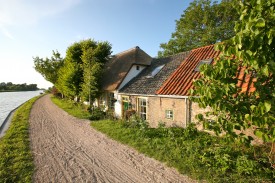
{"left": 191, "top": 44, "right": 215, "bottom": 51}
{"left": 114, "top": 46, "right": 140, "bottom": 56}
{"left": 155, "top": 51, "right": 190, "bottom": 60}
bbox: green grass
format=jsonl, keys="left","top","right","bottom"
{"left": 0, "top": 96, "right": 42, "bottom": 183}
{"left": 52, "top": 96, "right": 274, "bottom": 183}
{"left": 51, "top": 96, "right": 91, "bottom": 119}
{"left": 91, "top": 120, "right": 274, "bottom": 182}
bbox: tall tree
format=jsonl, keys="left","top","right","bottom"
{"left": 55, "top": 39, "right": 112, "bottom": 100}
{"left": 56, "top": 60, "right": 80, "bottom": 98}
{"left": 33, "top": 51, "right": 64, "bottom": 84}
{"left": 192, "top": 0, "right": 275, "bottom": 166}
{"left": 81, "top": 41, "right": 112, "bottom": 104}
{"left": 55, "top": 40, "right": 94, "bottom": 99}
{"left": 158, "top": 0, "right": 239, "bottom": 57}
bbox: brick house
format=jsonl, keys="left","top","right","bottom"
{"left": 155, "top": 45, "right": 220, "bottom": 127}
{"left": 99, "top": 44, "right": 254, "bottom": 128}
{"left": 116, "top": 45, "right": 221, "bottom": 127}
{"left": 153, "top": 44, "right": 255, "bottom": 127}
{"left": 98, "top": 45, "right": 220, "bottom": 127}
{"left": 118, "top": 51, "right": 190, "bottom": 127}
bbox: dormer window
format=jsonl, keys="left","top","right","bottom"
{"left": 136, "top": 65, "right": 140, "bottom": 70}
{"left": 194, "top": 58, "right": 213, "bottom": 72}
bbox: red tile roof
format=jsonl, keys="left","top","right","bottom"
{"left": 236, "top": 66, "right": 256, "bottom": 94}
{"left": 156, "top": 45, "right": 220, "bottom": 96}
{"left": 156, "top": 44, "right": 256, "bottom": 96}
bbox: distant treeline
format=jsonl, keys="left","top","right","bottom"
{"left": 0, "top": 82, "right": 39, "bottom": 92}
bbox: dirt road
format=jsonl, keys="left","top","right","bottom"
{"left": 29, "top": 95, "right": 195, "bottom": 183}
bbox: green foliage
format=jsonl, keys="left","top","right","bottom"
{"left": 91, "top": 120, "right": 274, "bottom": 182}
{"left": 51, "top": 96, "right": 91, "bottom": 119}
{"left": 51, "top": 96, "right": 106, "bottom": 121}
{"left": 158, "top": 0, "right": 238, "bottom": 57}
{"left": 121, "top": 114, "right": 149, "bottom": 134}
{"left": 55, "top": 61, "right": 79, "bottom": 98}
{"left": 89, "top": 107, "right": 106, "bottom": 121}
{"left": 54, "top": 39, "right": 112, "bottom": 101}
{"left": 0, "top": 96, "right": 41, "bottom": 182}
{"left": 236, "top": 155, "right": 258, "bottom": 175}
{"left": 192, "top": 0, "right": 275, "bottom": 165}
{"left": 33, "top": 50, "right": 64, "bottom": 84}
{"left": 56, "top": 41, "right": 84, "bottom": 99}
{"left": 81, "top": 41, "right": 112, "bottom": 102}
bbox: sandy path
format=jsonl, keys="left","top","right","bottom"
{"left": 29, "top": 95, "right": 195, "bottom": 183}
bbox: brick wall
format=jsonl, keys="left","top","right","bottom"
{"left": 123, "top": 94, "right": 215, "bottom": 128}
{"left": 126, "top": 95, "right": 187, "bottom": 127}
{"left": 190, "top": 102, "right": 212, "bottom": 130}
{"left": 148, "top": 97, "right": 187, "bottom": 127}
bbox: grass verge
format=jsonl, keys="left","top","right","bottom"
{"left": 52, "top": 96, "right": 274, "bottom": 183}
{"left": 0, "top": 95, "right": 42, "bottom": 183}
{"left": 91, "top": 120, "right": 274, "bottom": 182}
{"left": 51, "top": 96, "right": 91, "bottom": 119}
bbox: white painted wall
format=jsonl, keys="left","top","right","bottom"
{"left": 114, "top": 91, "right": 122, "bottom": 118}
{"left": 118, "top": 65, "right": 146, "bottom": 90}
{"left": 113, "top": 65, "right": 147, "bottom": 118}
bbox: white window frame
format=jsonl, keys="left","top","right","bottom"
{"left": 137, "top": 97, "right": 147, "bottom": 120}
{"left": 98, "top": 95, "right": 105, "bottom": 109}
{"left": 108, "top": 92, "right": 115, "bottom": 110}
{"left": 165, "top": 110, "right": 174, "bottom": 119}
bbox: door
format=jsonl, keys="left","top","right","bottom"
{"left": 122, "top": 96, "right": 129, "bottom": 118}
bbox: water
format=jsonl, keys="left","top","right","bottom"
{"left": 0, "top": 91, "right": 42, "bottom": 126}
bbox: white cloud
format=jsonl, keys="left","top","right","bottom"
{"left": 0, "top": 0, "right": 81, "bottom": 38}
{"left": 0, "top": 27, "right": 15, "bottom": 40}
{"left": 0, "top": 25, "right": 15, "bottom": 40}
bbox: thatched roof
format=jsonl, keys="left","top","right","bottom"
{"left": 102, "top": 46, "right": 152, "bottom": 91}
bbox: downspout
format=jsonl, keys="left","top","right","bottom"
{"left": 185, "top": 98, "right": 188, "bottom": 127}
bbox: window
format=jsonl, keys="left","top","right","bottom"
{"left": 136, "top": 65, "right": 140, "bottom": 70}
{"left": 138, "top": 98, "right": 147, "bottom": 120}
{"left": 194, "top": 58, "right": 213, "bottom": 72}
{"left": 121, "top": 96, "right": 131, "bottom": 118}
{"left": 122, "top": 96, "right": 130, "bottom": 110}
{"left": 165, "top": 110, "right": 173, "bottom": 119}
{"left": 122, "top": 96, "right": 129, "bottom": 102}
{"left": 98, "top": 95, "right": 105, "bottom": 109}
{"left": 108, "top": 93, "right": 115, "bottom": 109}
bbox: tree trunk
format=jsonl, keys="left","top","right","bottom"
{"left": 270, "top": 142, "right": 275, "bottom": 169}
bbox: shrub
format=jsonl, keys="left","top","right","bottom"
{"left": 105, "top": 109, "right": 116, "bottom": 120}
{"left": 125, "top": 109, "right": 136, "bottom": 120}
{"left": 127, "top": 115, "right": 149, "bottom": 130}
{"left": 89, "top": 107, "right": 106, "bottom": 121}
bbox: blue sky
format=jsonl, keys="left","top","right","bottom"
{"left": 0, "top": 0, "right": 193, "bottom": 89}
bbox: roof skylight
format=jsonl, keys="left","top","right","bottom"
{"left": 146, "top": 65, "right": 165, "bottom": 78}
{"left": 194, "top": 58, "right": 213, "bottom": 72}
